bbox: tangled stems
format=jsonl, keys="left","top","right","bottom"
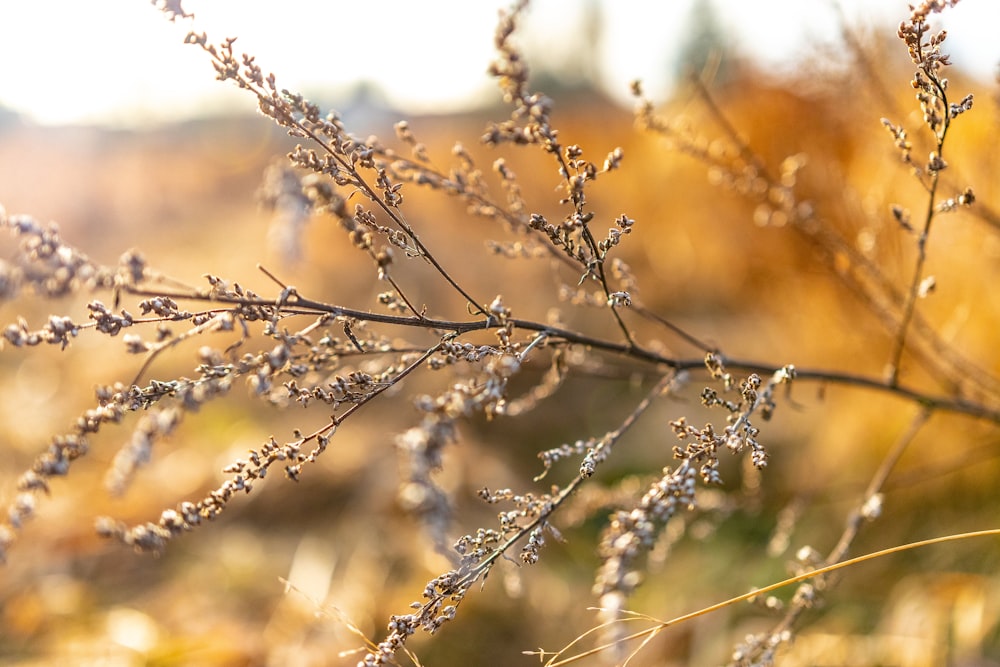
{"left": 359, "top": 370, "right": 679, "bottom": 665}
{"left": 183, "top": 31, "right": 487, "bottom": 319}
{"left": 537, "top": 527, "right": 1000, "bottom": 667}
{"left": 123, "top": 283, "right": 1000, "bottom": 425}
{"left": 0, "top": 0, "right": 996, "bottom": 664}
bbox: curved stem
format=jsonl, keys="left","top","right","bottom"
{"left": 123, "top": 284, "right": 1000, "bottom": 423}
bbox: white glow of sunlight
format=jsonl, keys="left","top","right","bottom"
{"left": 0, "top": 1, "right": 996, "bottom": 127}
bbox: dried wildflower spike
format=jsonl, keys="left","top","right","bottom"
{"left": 884, "top": 0, "right": 974, "bottom": 386}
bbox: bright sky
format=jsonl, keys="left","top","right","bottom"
{"left": 1, "top": 1, "right": 998, "bottom": 127}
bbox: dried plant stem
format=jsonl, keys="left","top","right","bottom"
{"left": 655, "top": 76, "right": 999, "bottom": 406}
{"left": 540, "top": 526, "right": 1000, "bottom": 667}
{"left": 887, "top": 8, "right": 959, "bottom": 382}
{"left": 888, "top": 141, "right": 947, "bottom": 387}
{"left": 120, "top": 284, "right": 1000, "bottom": 422}
{"left": 827, "top": 406, "right": 931, "bottom": 564}
{"left": 362, "top": 371, "right": 678, "bottom": 664}
{"left": 192, "top": 35, "right": 487, "bottom": 318}
{"left": 113, "top": 284, "right": 1000, "bottom": 423}
{"left": 733, "top": 406, "right": 933, "bottom": 664}
{"left": 129, "top": 309, "right": 237, "bottom": 385}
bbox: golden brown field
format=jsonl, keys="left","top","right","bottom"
{"left": 1, "top": 2, "right": 999, "bottom": 666}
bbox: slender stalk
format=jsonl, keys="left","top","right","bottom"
{"left": 542, "top": 527, "right": 1000, "bottom": 667}
{"left": 122, "top": 284, "right": 1000, "bottom": 423}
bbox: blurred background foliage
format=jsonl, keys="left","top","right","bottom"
{"left": 1, "top": 2, "right": 1000, "bottom": 666}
